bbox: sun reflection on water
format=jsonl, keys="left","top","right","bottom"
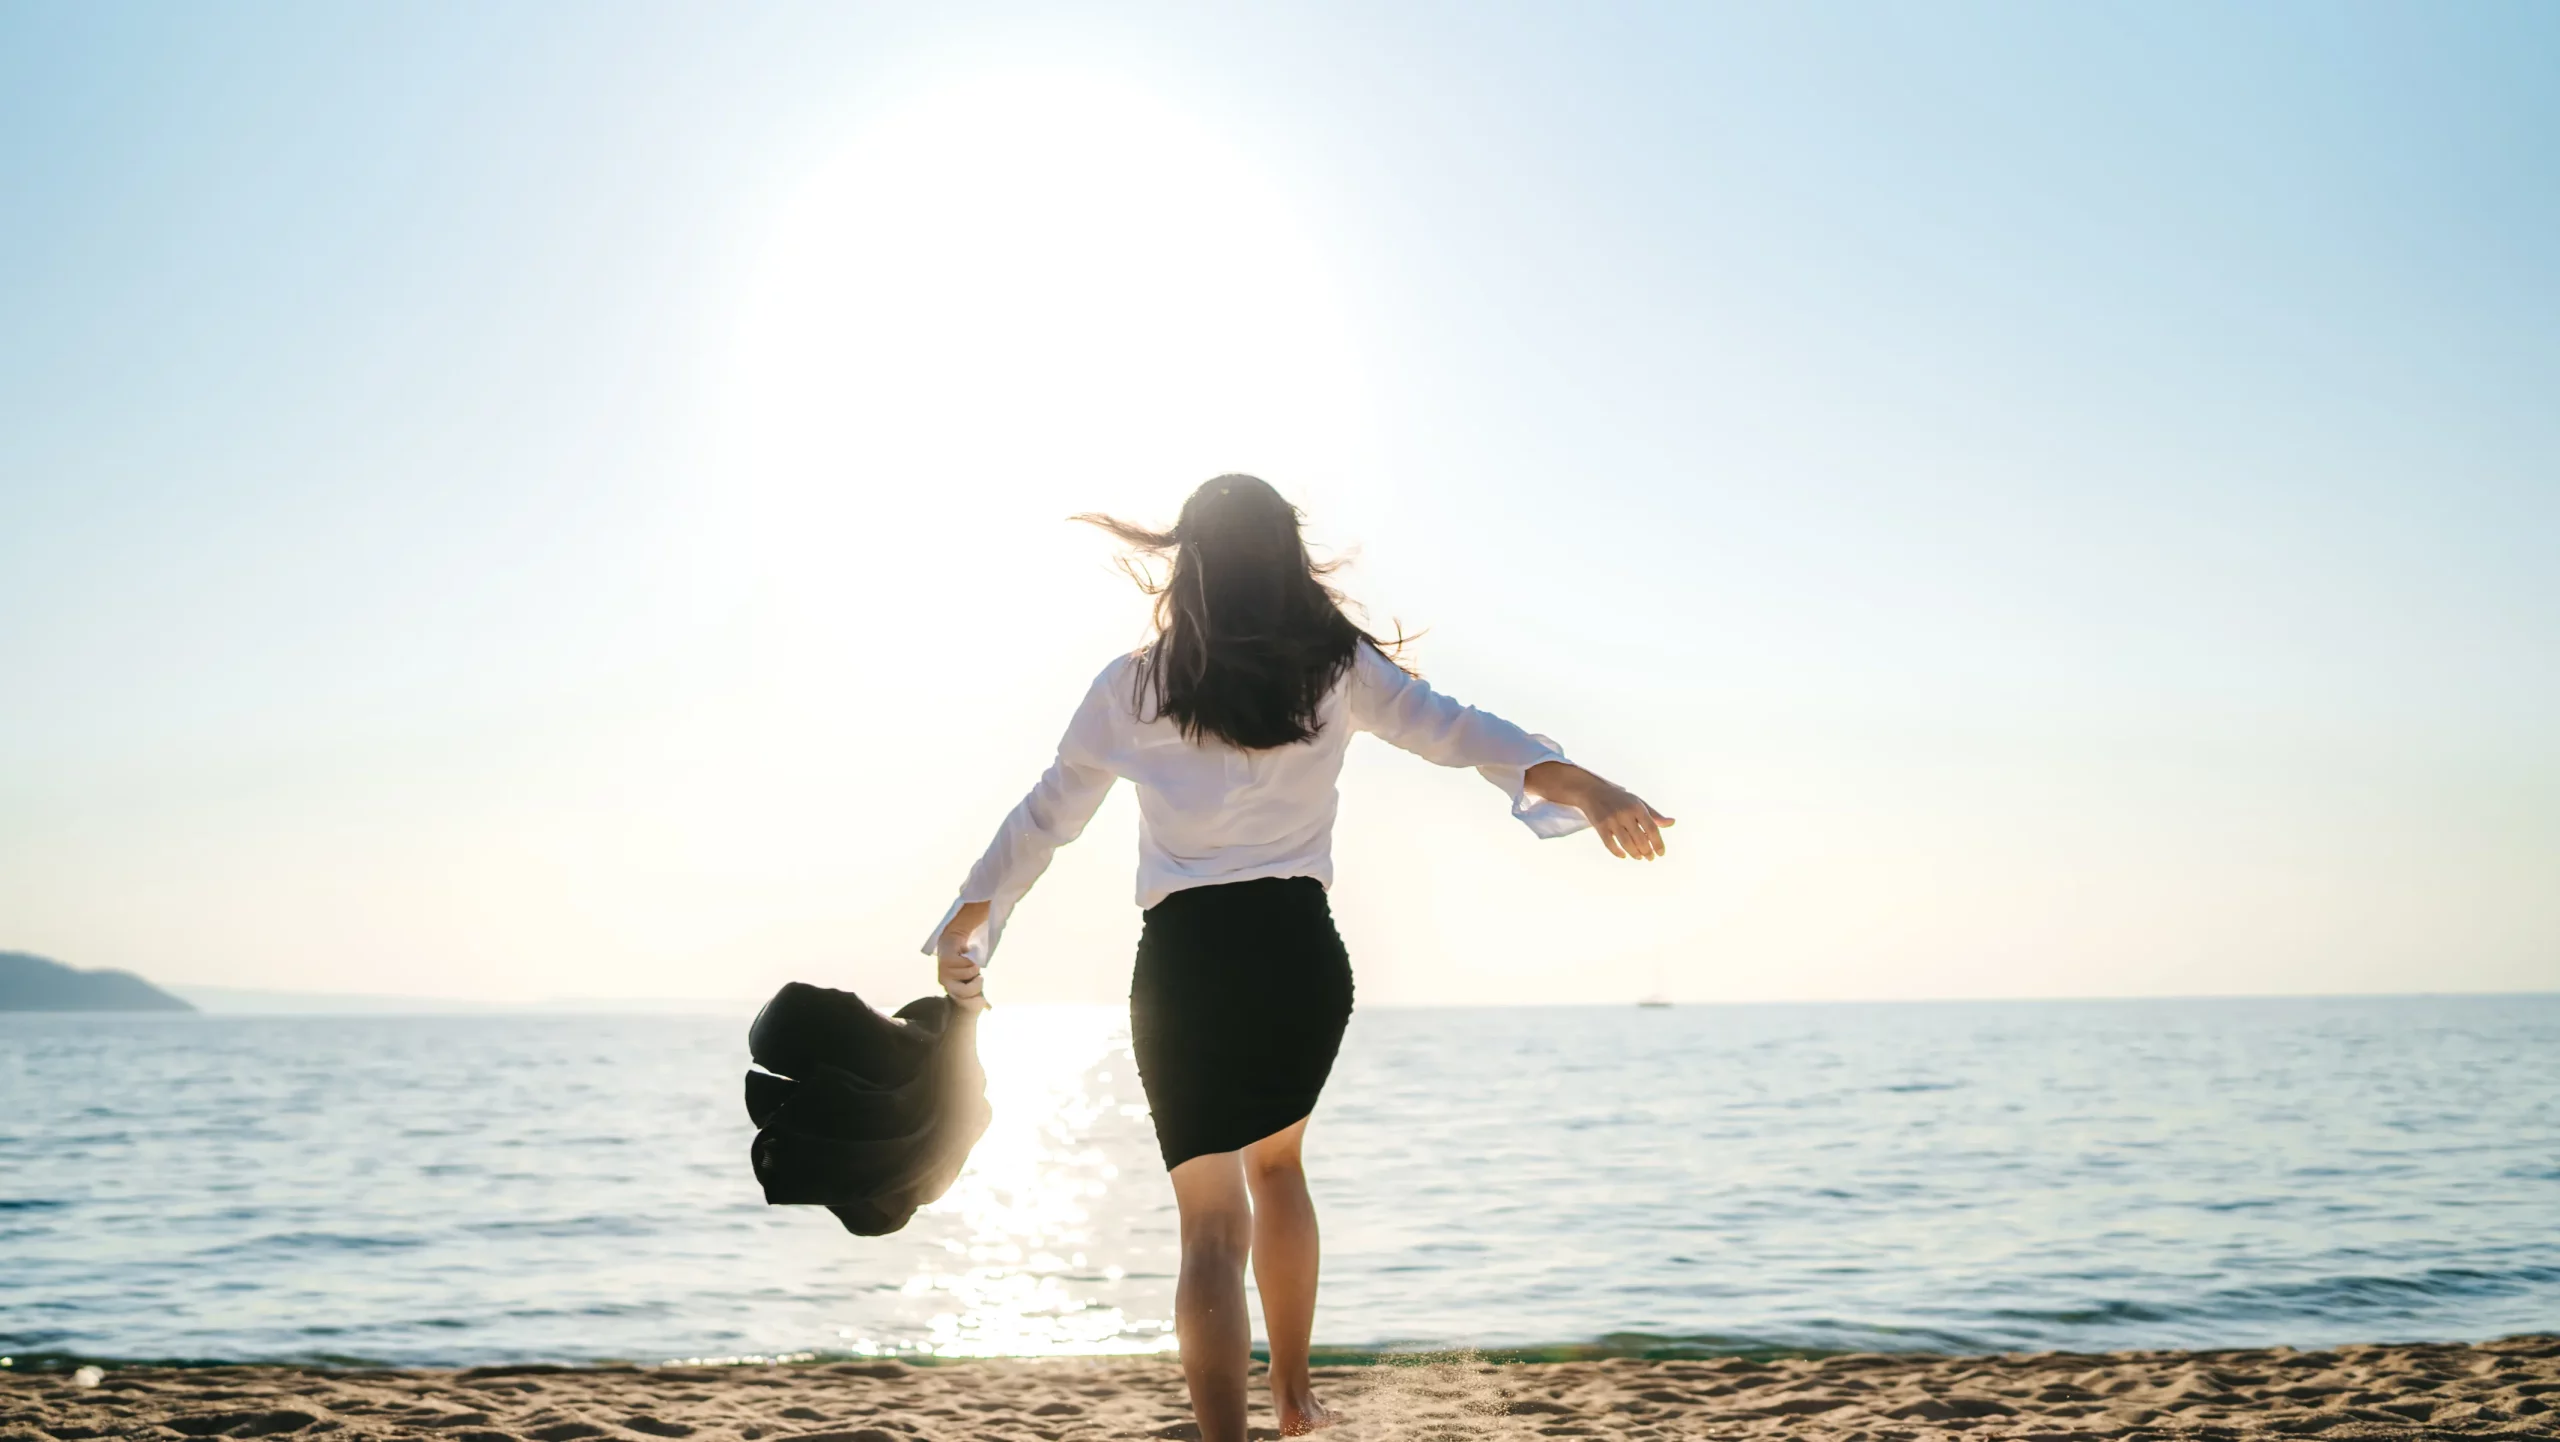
{"left": 845, "top": 1005, "right": 1176, "bottom": 1357}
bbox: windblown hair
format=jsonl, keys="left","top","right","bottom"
{"left": 1074, "top": 475, "right": 1396, "bottom": 750}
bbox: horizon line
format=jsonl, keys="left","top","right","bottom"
{"left": 33, "top": 982, "right": 2557, "bottom": 1017}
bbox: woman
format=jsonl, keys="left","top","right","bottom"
{"left": 927, "top": 474, "right": 1671, "bottom": 1441}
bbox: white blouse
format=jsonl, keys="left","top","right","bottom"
{"left": 925, "top": 643, "right": 1586, "bottom": 965}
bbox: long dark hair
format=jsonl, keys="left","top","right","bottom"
{"left": 1074, "top": 474, "right": 1395, "bottom": 750}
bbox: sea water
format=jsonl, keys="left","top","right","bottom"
{"left": 3, "top": 996, "right": 2555, "bottom": 1366}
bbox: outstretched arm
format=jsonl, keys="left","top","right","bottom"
{"left": 922, "top": 667, "right": 1123, "bottom": 1008}
{"left": 928, "top": 749, "right": 1114, "bottom": 1009}
{"left": 1345, "top": 644, "right": 1672, "bottom": 858}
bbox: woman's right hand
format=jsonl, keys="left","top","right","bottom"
{"left": 935, "top": 900, "right": 993, "bottom": 1011}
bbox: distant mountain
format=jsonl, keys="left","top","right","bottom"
{"left": 0, "top": 952, "right": 196, "bottom": 1012}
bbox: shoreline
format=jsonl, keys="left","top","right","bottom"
{"left": 7, "top": 1331, "right": 2554, "bottom": 1371}
{"left": 6, "top": 1336, "right": 2552, "bottom": 1439}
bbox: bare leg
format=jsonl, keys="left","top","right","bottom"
{"left": 1169, "top": 1151, "right": 1255, "bottom": 1442}
{"left": 1244, "top": 1119, "right": 1332, "bottom": 1435}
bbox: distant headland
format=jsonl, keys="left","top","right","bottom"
{"left": 0, "top": 951, "right": 195, "bottom": 1011}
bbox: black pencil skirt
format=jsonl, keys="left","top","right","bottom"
{"left": 1128, "top": 875, "right": 1355, "bottom": 1171}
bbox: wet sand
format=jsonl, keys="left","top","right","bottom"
{"left": 6, "top": 1335, "right": 2554, "bottom": 1440}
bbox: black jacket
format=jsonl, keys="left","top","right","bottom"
{"left": 743, "top": 983, "right": 991, "bottom": 1236}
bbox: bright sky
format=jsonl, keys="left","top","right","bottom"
{"left": 3, "top": 3, "right": 2554, "bottom": 1007}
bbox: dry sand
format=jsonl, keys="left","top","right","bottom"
{"left": 6, "top": 1336, "right": 2555, "bottom": 1441}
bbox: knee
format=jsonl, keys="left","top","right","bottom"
{"left": 1244, "top": 1147, "right": 1305, "bottom": 1191}
{"left": 1181, "top": 1212, "right": 1252, "bottom": 1274}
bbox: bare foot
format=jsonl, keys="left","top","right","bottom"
{"left": 1275, "top": 1394, "right": 1335, "bottom": 1436}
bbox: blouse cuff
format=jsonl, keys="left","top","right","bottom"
{"left": 1478, "top": 735, "right": 1591, "bottom": 839}
{"left": 919, "top": 894, "right": 1010, "bottom": 967}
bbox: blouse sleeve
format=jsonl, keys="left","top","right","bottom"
{"left": 920, "top": 664, "right": 1124, "bottom": 967}
{"left": 1344, "top": 643, "right": 1589, "bottom": 839}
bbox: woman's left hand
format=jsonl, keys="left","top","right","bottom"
{"left": 1527, "top": 761, "right": 1675, "bottom": 861}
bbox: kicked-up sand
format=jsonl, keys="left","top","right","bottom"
{"left": 5, "top": 1336, "right": 2554, "bottom": 1441}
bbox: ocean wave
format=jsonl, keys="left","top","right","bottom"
{"left": 187, "top": 1232, "right": 431, "bottom": 1258}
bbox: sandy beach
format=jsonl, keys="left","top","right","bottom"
{"left": 7, "top": 1336, "right": 2554, "bottom": 1441}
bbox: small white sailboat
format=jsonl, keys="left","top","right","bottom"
{"left": 1637, "top": 966, "right": 1672, "bottom": 1008}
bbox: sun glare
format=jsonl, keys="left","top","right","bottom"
{"left": 716, "top": 72, "right": 1380, "bottom": 653}
{"left": 835, "top": 1005, "right": 1172, "bottom": 1358}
